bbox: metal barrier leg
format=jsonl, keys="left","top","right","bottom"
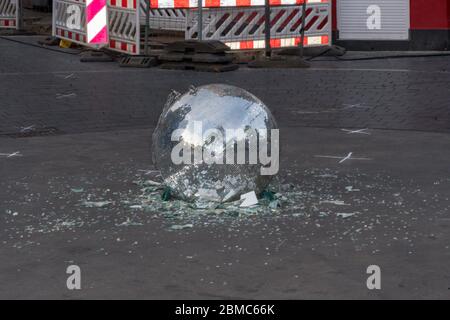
{"left": 197, "top": 0, "right": 202, "bottom": 41}
{"left": 299, "top": 0, "right": 306, "bottom": 58}
{"left": 145, "top": 0, "right": 150, "bottom": 55}
{"left": 264, "top": 0, "right": 271, "bottom": 57}
{"left": 17, "top": 0, "right": 23, "bottom": 31}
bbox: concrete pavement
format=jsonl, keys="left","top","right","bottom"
{"left": 1, "top": 36, "right": 450, "bottom": 299}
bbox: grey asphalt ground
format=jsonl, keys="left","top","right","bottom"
{"left": 1, "top": 36, "right": 450, "bottom": 299}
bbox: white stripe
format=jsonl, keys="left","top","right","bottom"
{"left": 158, "top": 0, "right": 174, "bottom": 7}
{"left": 250, "top": 0, "right": 264, "bottom": 6}
{"left": 225, "top": 42, "right": 240, "bottom": 50}
{"left": 188, "top": 0, "right": 208, "bottom": 7}
{"left": 87, "top": 6, "right": 107, "bottom": 43}
{"left": 86, "top": 0, "right": 93, "bottom": 6}
{"left": 221, "top": 0, "right": 236, "bottom": 6}
{"left": 280, "top": 0, "right": 296, "bottom": 5}
{"left": 253, "top": 40, "right": 265, "bottom": 49}
{"left": 281, "top": 38, "right": 295, "bottom": 47}
{"left": 306, "top": 36, "right": 322, "bottom": 45}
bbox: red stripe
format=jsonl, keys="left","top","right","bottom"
{"left": 110, "top": 39, "right": 116, "bottom": 48}
{"left": 174, "top": 0, "right": 189, "bottom": 8}
{"left": 240, "top": 41, "right": 254, "bottom": 49}
{"left": 321, "top": 35, "right": 329, "bottom": 45}
{"left": 270, "top": 39, "right": 281, "bottom": 48}
{"left": 149, "top": 0, "right": 329, "bottom": 8}
{"left": 294, "top": 37, "right": 307, "bottom": 46}
{"left": 132, "top": 45, "right": 136, "bottom": 53}
{"left": 68, "top": 31, "right": 73, "bottom": 39}
{"left": 89, "top": 25, "right": 108, "bottom": 44}
{"left": 4, "top": 21, "right": 9, "bottom": 26}
{"left": 205, "top": 0, "right": 220, "bottom": 7}
{"left": 121, "top": 0, "right": 127, "bottom": 8}
{"left": 86, "top": 0, "right": 106, "bottom": 22}
{"left": 110, "top": 0, "right": 116, "bottom": 5}
{"left": 121, "top": 42, "right": 127, "bottom": 51}
{"left": 75, "top": 33, "right": 80, "bottom": 41}
{"left": 236, "top": 0, "right": 251, "bottom": 6}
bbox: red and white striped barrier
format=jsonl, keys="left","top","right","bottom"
{"left": 53, "top": 0, "right": 139, "bottom": 54}
{"left": 86, "top": 0, "right": 109, "bottom": 45}
{"left": 109, "top": 0, "right": 136, "bottom": 9}
{"left": 0, "top": 0, "right": 19, "bottom": 29}
{"left": 185, "top": 2, "right": 331, "bottom": 50}
{"left": 52, "top": 0, "right": 331, "bottom": 55}
{"left": 225, "top": 35, "right": 329, "bottom": 50}
{"left": 151, "top": 0, "right": 327, "bottom": 9}
{"left": 108, "top": 0, "right": 140, "bottom": 54}
{"left": 0, "top": 19, "right": 16, "bottom": 27}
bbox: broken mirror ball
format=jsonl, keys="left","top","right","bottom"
{"left": 152, "top": 84, "right": 279, "bottom": 203}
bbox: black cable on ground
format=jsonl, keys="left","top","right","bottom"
{"left": 305, "top": 47, "right": 333, "bottom": 61}
{"left": 309, "top": 49, "right": 450, "bottom": 62}
{"left": 0, "top": 35, "right": 80, "bottom": 55}
{"left": 335, "top": 52, "right": 450, "bottom": 61}
{"left": 3, "top": 34, "right": 449, "bottom": 62}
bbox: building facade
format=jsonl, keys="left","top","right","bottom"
{"left": 331, "top": 0, "right": 450, "bottom": 50}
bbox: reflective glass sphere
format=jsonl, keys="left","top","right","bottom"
{"left": 152, "top": 84, "right": 278, "bottom": 203}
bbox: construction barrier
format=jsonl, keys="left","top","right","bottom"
{"left": 86, "top": 0, "right": 109, "bottom": 45}
{"left": 108, "top": 0, "right": 140, "bottom": 54}
{"left": 0, "top": 0, "right": 19, "bottom": 29}
{"left": 150, "top": 0, "right": 328, "bottom": 9}
{"left": 53, "top": 0, "right": 140, "bottom": 54}
{"left": 53, "top": 0, "right": 87, "bottom": 44}
{"left": 52, "top": 0, "right": 331, "bottom": 54}
{"left": 140, "top": 4, "right": 186, "bottom": 31}
{"left": 185, "top": 3, "right": 330, "bottom": 49}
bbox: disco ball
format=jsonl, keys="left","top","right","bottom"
{"left": 152, "top": 84, "right": 279, "bottom": 203}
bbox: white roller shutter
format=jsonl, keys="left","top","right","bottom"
{"left": 338, "top": 0, "right": 410, "bottom": 40}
